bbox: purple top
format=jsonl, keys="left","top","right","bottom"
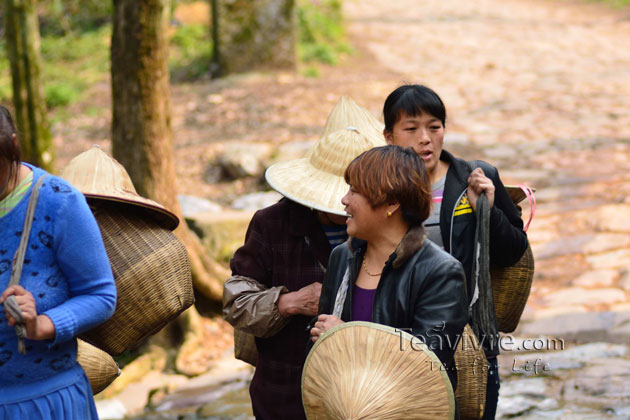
{"left": 352, "top": 284, "right": 377, "bottom": 322}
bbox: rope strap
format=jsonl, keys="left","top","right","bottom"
{"left": 518, "top": 185, "right": 536, "bottom": 232}
{"left": 6, "top": 174, "right": 47, "bottom": 355}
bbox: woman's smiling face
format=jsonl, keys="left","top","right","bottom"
{"left": 341, "top": 186, "right": 386, "bottom": 239}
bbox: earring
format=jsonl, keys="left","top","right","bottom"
{"left": 387, "top": 211, "right": 392, "bottom": 217}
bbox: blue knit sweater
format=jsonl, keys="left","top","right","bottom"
{"left": 0, "top": 164, "right": 116, "bottom": 393}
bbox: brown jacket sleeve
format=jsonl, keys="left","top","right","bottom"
{"left": 222, "top": 275, "right": 290, "bottom": 338}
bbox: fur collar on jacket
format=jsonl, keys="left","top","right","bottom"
{"left": 347, "top": 225, "right": 427, "bottom": 269}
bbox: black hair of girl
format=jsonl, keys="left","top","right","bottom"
{"left": 382, "top": 84, "right": 447, "bottom": 132}
{"left": 0, "top": 105, "right": 22, "bottom": 196}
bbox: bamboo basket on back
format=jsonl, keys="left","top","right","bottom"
{"left": 62, "top": 146, "right": 194, "bottom": 356}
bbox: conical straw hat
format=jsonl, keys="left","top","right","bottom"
{"left": 266, "top": 127, "right": 384, "bottom": 216}
{"left": 77, "top": 339, "right": 120, "bottom": 395}
{"left": 302, "top": 321, "right": 455, "bottom": 420}
{"left": 316, "top": 96, "right": 385, "bottom": 146}
{"left": 60, "top": 146, "right": 179, "bottom": 230}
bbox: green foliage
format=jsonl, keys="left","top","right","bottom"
{"left": 0, "top": 40, "right": 11, "bottom": 104}
{"left": 302, "top": 66, "right": 321, "bottom": 78}
{"left": 44, "top": 82, "right": 80, "bottom": 108}
{"left": 169, "top": 23, "right": 214, "bottom": 81}
{"left": 0, "top": 0, "right": 352, "bottom": 112}
{"left": 0, "top": 23, "right": 110, "bottom": 109}
{"left": 37, "top": 0, "right": 112, "bottom": 35}
{"left": 297, "top": 0, "right": 352, "bottom": 65}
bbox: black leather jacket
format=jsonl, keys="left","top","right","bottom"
{"left": 317, "top": 226, "right": 468, "bottom": 389}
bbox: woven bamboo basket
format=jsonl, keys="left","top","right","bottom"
{"left": 490, "top": 243, "right": 534, "bottom": 333}
{"left": 79, "top": 203, "right": 194, "bottom": 355}
{"left": 302, "top": 321, "right": 455, "bottom": 420}
{"left": 454, "top": 325, "right": 488, "bottom": 420}
{"left": 77, "top": 339, "right": 120, "bottom": 395}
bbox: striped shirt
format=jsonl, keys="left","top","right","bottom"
{"left": 321, "top": 223, "right": 348, "bottom": 249}
{"left": 0, "top": 170, "right": 33, "bottom": 218}
{"left": 424, "top": 175, "right": 445, "bottom": 248}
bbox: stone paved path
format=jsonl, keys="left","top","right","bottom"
{"left": 341, "top": 1, "right": 630, "bottom": 417}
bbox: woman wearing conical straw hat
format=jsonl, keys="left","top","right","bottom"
{"left": 310, "top": 145, "right": 468, "bottom": 416}
{"left": 222, "top": 97, "right": 386, "bottom": 420}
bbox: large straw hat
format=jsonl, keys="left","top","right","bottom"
{"left": 266, "top": 126, "right": 384, "bottom": 216}
{"left": 302, "top": 321, "right": 455, "bottom": 420}
{"left": 316, "top": 96, "right": 385, "bottom": 146}
{"left": 61, "top": 146, "right": 179, "bottom": 230}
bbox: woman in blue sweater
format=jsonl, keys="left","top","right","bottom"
{"left": 0, "top": 105, "right": 117, "bottom": 419}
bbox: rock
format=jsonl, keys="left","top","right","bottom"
{"left": 270, "top": 140, "right": 317, "bottom": 164}
{"left": 531, "top": 305, "right": 588, "bottom": 320}
{"left": 519, "top": 312, "right": 630, "bottom": 343}
{"left": 535, "top": 234, "right": 630, "bottom": 260}
{"left": 582, "top": 233, "right": 630, "bottom": 254}
{"left": 562, "top": 371, "right": 630, "bottom": 407}
{"left": 609, "top": 322, "right": 630, "bottom": 344}
{"left": 542, "top": 287, "right": 626, "bottom": 307}
{"left": 535, "top": 234, "right": 592, "bottom": 260}
{"left": 155, "top": 359, "right": 253, "bottom": 413}
{"left": 592, "top": 204, "right": 630, "bottom": 233}
{"left": 580, "top": 357, "right": 630, "bottom": 380}
{"left": 185, "top": 210, "right": 255, "bottom": 263}
{"left": 178, "top": 195, "right": 223, "bottom": 217}
{"left": 513, "top": 407, "right": 616, "bottom": 420}
{"left": 495, "top": 394, "right": 539, "bottom": 417}
{"left": 231, "top": 191, "right": 282, "bottom": 211}
{"left": 500, "top": 377, "right": 547, "bottom": 397}
{"left": 587, "top": 249, "right": 630, "bottom": 271}
{"left": 571, "top": 269, "right": 618, "bottom": 288}
{"left": 482, "top": 144, "right": 518, "bottom": 160}
{"left": 444, "top": 132, "right": 470, "bottom": 145}
{"left": 619, "top": 269, "right": 630, "bottom": 292}
{"left": 95, "top": 399, "right": 126, "bottom": 420}
{"left": 213, "top": 143, "right": 274, "bottom": 180}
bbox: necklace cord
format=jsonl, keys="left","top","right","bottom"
{"left": 362, "top": 254, "right": 382, "bottom": 276}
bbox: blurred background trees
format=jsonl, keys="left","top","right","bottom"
{"left": 3, "top": 0, "right": 54, "bottom": 171}
{"left": 0, "top": 0, "right": 349, "bottom": 303}
{"left": 0, "top": 0, "right": 350, "bottom": 373}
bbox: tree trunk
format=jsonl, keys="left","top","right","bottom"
{"left": 3, "top": 0, "right": 54, "bottom": 171}
{"left": 110, "top": 0, "right": 228, "bottom": 305}
{"left": 213, "top": 0, "right": 297, "bottom": 75}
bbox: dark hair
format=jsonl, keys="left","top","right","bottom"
{"left": 383, "top": 84, "right": 446, "bottom": 132}
{"left": 0, "top": 105, "right": 21, "bottom": 196}
{"left": 344, "top": 145, "right": 432, "bottom": 227}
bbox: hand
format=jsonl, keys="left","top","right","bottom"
{"left": 277, "top": 282, "right": 322, "bottom": 317}
{"left": 0, "top": 285, "right": 55, "bottom": 340}
{"left": 310, "top": 314, "right": 344, "bottom": 342}
{"left": 467, "top": 168, "right": 495, "bottom": 211}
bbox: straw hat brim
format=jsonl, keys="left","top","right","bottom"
{"left": 265, "top": 159, "right": 350, "bottom": 216}
{"left": 84, "top": 192, "right": 179, "bottom": 231}
{"left": 302, "top": 321, "right": 455, "bottom": 420}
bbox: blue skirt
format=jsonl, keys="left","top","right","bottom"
{"left": 0, "top": 365, "right": 98, "bottom": 420}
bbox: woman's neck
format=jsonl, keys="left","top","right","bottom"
{"left": 364, "top": 221, "right": 408, "bottom": 265}
{"left": 429, "top": 159, "right": 449, "bottom": 185}
{"left": 0, "top": 163, "right": 30, "bottom": 200}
